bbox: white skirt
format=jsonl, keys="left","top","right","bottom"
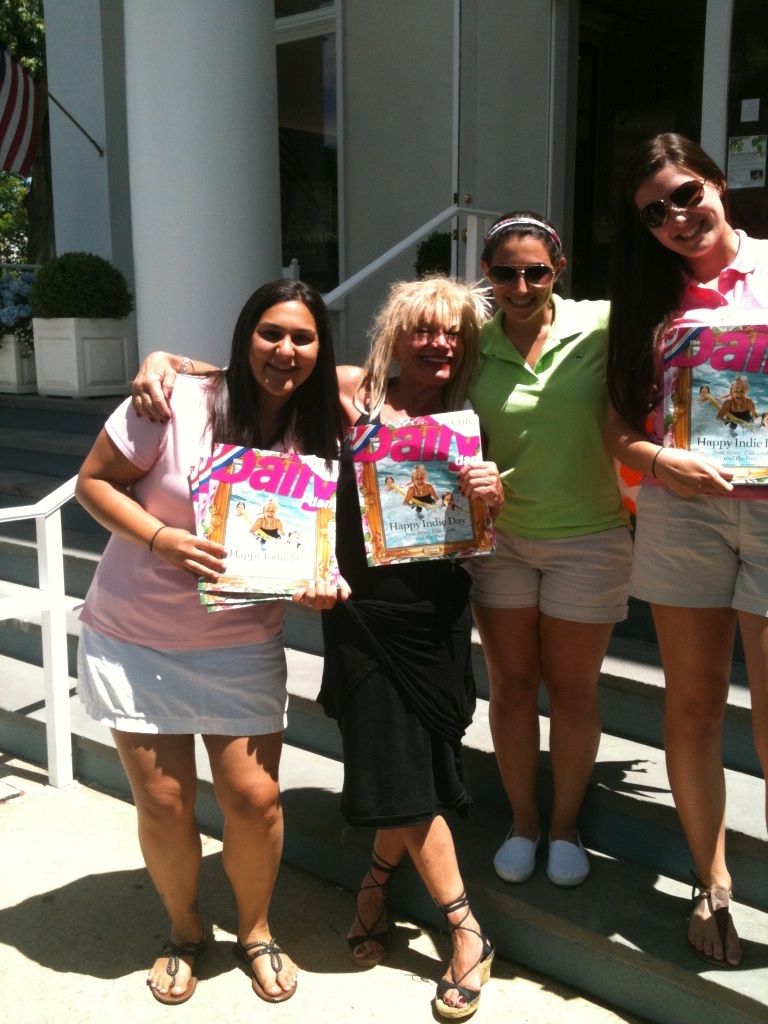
{"left": 77, "top": 624, "right": 288, "bottom": 735}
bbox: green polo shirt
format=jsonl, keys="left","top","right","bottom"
{"left": 469, "top": 295, "right": 627, "bottom": 538}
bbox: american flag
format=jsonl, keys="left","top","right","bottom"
{"left": 0, "top": 46, "right": 40, "bottom": 176}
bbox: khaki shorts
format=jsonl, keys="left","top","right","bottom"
{"left": 631, "top": 485, "right": 768, "bottom": 615}
{"left": 467, "top": 526, "right": 632, "bottom": 623}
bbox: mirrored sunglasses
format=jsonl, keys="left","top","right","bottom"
{"left": 638, "top": 179, "right": 705, "bottom": 229}
{"left": 486, "top": 263, "right": 554, "bottom": 287}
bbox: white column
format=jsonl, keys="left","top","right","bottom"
{"left": 124, "top": 1, "right": 281, "bottom": 365}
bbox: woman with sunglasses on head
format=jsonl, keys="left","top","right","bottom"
{"left": 467, "top": 212, "right": 632, "bottom": 889}
{"left": 75, "top": 280, "right": 344, "bottom": 1005}
{"left": 606, "top": 133, "right": 768, "bottom": 968}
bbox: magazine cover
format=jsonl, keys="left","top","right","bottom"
{"left": 349, "top": 409, "right": 495, "bottom": 567}
{"left": 190, "top": 444, "right": 338, "bottom": 607}
{"left": 662, "top": 323, "right": 768, "bottom": 483}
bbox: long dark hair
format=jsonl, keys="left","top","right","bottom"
{"left": 607, "top": 133, "right": 729, "bottom": 429}
{"left": 206, "top": 279, "right": 342, "bottom": 460}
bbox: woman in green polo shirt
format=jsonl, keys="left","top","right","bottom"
{"left": 467, "top": 212, "right": 631, "bottom": 888}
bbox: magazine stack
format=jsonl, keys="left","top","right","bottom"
{"left": 191, "top": 443, "right": 339, "bottom": 610}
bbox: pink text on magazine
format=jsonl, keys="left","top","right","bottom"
{"left": 670, "top": 329, "right": 768, "bottom": 374}
{"left": 354, "top": 423, "right": 480, "bottom": 466}
{"left": 210, "top": 451, "right": 336, "bottom": 512}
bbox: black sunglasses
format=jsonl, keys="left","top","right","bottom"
{"left": 638, "top": 179, "right": 706, "bottom": 229}
{"left": 486, "top": 263, "right": 554, "bottom": 287}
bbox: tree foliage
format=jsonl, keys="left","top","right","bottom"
{"left": 0, "top": 0, "right": 45, "bottom": 77}
{"left": 0, "top": 173, "right": 29, "bottom": 262}
{"left": 0, "top": 0, "right": 52, "bottom": 264}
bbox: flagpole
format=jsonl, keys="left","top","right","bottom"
{"left": 40, "top": 84, "right": 104, "bottom": 158}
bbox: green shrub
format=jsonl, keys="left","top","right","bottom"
{"left": 31, "top": 251, "right": 134, "bottom": 319}
{"left": 414, "top": 231, "right": 452, "bottom": 278}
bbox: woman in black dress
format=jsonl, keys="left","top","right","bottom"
{"left": 320, "top": 276, "right": 503, "bottom": 1019}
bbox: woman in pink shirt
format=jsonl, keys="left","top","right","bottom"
{"left": 76, "top": 279, "right": 344, "bottom": 1004}
{"left": 606, "top": 133, "right": 768, "bottom": 969}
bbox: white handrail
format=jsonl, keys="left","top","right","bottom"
{"left": 1, "top": 475, "right": 76, "bottom": 787}
{"left": 323, "top": 205, "right": 502, "bottom": 310}
{"left": 0, "top": 475, "right": 77, "bottom": 523}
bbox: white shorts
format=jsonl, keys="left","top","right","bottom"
{"left": 631, "top": 485, "right": 768, "bottom": 615}
{"left": 466, "top": 526, "right": 632, "bottom": 623}
{"left": 78, "top": 624, "right": 288, "bottom": 735}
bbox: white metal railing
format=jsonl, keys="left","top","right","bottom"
{"left": 1, "top": 476, "right": 76, "bottom": 787}
{"left": 323, "top": 206, "right": 501, "bottom": 309}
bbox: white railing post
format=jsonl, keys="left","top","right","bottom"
{"left": 36, "top": 508, "right": 73, "bottom": 788}
{"left": 464, "top": 214, "right": 480, "bottom": 282}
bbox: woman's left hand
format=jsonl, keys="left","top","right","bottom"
{"left": 457, "top": 461, "right": 504, "bottom": 519}
{"left": 292, "top": 576, "right": 352, "bottom": 610}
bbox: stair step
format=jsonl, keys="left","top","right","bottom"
{"left": 1, "top": 642, "right": 764, "bottom": 909}
{"left": 0, "top": 665, "right": 765, "bottom": 1024}
{"left": 0, "top": 425, "right": 95, "bottom": 456}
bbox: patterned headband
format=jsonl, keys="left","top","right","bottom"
{"left": 484, "top": 217, "right": 562, "bottom": 252}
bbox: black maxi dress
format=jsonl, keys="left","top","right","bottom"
{"left": 319, "top": 423, "right": 476, "bottom": 829}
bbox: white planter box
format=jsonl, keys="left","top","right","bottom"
{"left": 32, "top": 317, "right": 134, "bottom": 398}
{"left": 0, "top": 333, "right": 37, "bottom": 393}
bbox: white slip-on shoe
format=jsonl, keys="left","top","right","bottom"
{"left": 547, "top": 833, "right": 590, "bottom": 887}
{"left": 493, "top": 831, "right": 541, "bottom": 883}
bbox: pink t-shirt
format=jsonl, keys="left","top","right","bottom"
{"left": 79, "top": 375, "right": 285, "bottom": 649}
{"left": 651, "top": 230, "right": 768, "bottom": 500}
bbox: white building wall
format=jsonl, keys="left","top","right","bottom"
{"left": 44, "top": 0, "right": 113, "bottom": 259}
{"left": 341, "top": 0, "right": 456, "bottom": 362}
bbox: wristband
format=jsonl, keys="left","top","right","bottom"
{"left": 650, "top": 447, "right": 663, "bottom": 478}
{"left": 178, "top": 356, "right": 190, "bottom": 375}
{"left": 148, "top": 525, "right": 168, "bottom": 553}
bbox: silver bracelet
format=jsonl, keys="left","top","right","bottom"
{"left": 178, "top": 355, "right": 190, "bottom": 375}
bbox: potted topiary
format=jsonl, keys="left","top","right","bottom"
{"left": 0, "top": 268, "right": 37, "bottom": 393}
{"left": 31, "top": 251, "right": 135, "bottom": 397}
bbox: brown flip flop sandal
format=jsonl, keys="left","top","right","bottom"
{"left": 148, "top": 929, "right": 205, "bottom": 1004}
{"left": 234, "top": 937, "right": 297, "bottom": 1002}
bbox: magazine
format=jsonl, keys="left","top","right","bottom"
{"left": 190, "top": 444, "right": 339, "bottom": 609}
{"left": 349, "top": 409, "right": 495, "bottom": 567}
{"left": 662, "top": 322, "right": 768, "bottom": 483}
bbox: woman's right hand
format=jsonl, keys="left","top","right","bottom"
{"left": 151, "top": 527, "right": 228, "bottom": 580}
{"left": 653, "top": 448, "right": 734, "bottom": 498}
{"left": 131, "top": 351, "right": 182, "bottom": 422}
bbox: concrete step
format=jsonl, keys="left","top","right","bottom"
{"left": 1, "top": 638, "right": 764, "bottom": 911}
{"left": 0, "top": 532, "right": 106, "bottom": 599}
{"left": 3, "top": 588, "right": 756, "bottom": 780}
{"left": 0, "top": 391, "right": 120, "bottom": 435}
{"left": 0, "top": 664, "right": 765, "bottom": 1024}
{"left": 285, "top": 603, "right": 760, "bottom": 777}
{"left": 0, "top": 425, "right": 94, "bottom": 477}
{"left": 0, "top": 470, "right": 102, "bottom": 534}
